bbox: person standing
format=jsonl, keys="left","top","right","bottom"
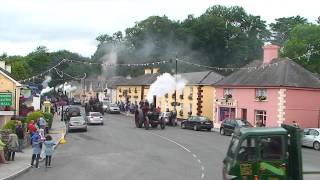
{"left": 44, "top": 135, "right": 56, "bottom": 168}
{"left": 31, "top": 132, "right": 41, "bottom": 168}
{"left": 0, "top": 135, "right": 8, "bottom": 164}
{"left": 7, "top": 133, "right": 19, "bottom": 161}
{"left": 15, "top": 121, "right": 24, "bottom": 153}
{"left": 39, "top": 117, "right": 47, "bottom": 130}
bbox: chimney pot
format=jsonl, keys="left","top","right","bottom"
{"left": 263, "top": 44, "right": 280, "bottom": 64}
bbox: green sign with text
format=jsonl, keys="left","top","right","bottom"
{"left": 0, "top": 93, "right": 12, "bottom": 106}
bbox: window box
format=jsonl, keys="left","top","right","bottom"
{"left": 179, "top": 110, "right": 183, "bottom": 116}
{"left": 180, "top": 95, "right": 184, "bottom": 99}
{"left": 188, "top": 94, "right": 193, "bottom": 100}
{"left": 256, "top": 95, "right": 267, "bottom": 101}
{"left": 224, "top": 94, "right": 232, "bottom": 99}
{"left": 134, "top": 96, "right": 138, "bottom": 99}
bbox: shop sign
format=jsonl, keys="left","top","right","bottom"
{"left": 0, "top": 93, "right": 12, "bottom": 106}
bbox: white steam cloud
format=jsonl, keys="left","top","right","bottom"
{"left": 41, "top": 87, "right": 54, "bottom": 95}
{"left": 41, "top": 76, "right": 53, "bottom": 95}
{"left": 63, "top": 84, "right": 77, "bottom": 93}
{"left": 147, "top": 73, "right": 187, "bottom": 102}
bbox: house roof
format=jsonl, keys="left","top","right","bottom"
{"left": 216, "top": 58, "right": 320, "bottom": 89}
{"left": 180, "top": 71, "right": 224, "bottom": 85}
{"left": 116, "top": 73, "right": 159, "bottom": 86}
{"left": 106, "top": 76, "right": 127, "bottom": 89}
{"left": 0, "top": 67, "right": 21, "bottom": 86}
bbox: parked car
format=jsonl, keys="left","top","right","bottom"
{"left": 219, "top": 118, "right": 253, "bottom": 136}
{"left": 67, "top": 116, "right": 87, "bottom": 132}
{"left": 86, "top": 112, "right": 104, "bottom": 125}
{"left": 159, "top": 111, "right": 177, "bottom": 126}
{"left": 302, "top": 128, "right": 320, "bottom": 150}
{"left": 181, "top": 116, "right": 213, "bottom": 131}
{"left": 106, "top": 103, "right": 120, "bottom": 114}
{"left": 102, "top": 101, "right": 110, "bottom": 112}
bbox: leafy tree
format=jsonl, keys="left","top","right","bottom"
{"left": 10, "top": 60, "right": 31, "bottom": 80}
{"left": 282, "top": 24, "right": 320, "bottom": 73}
{"left": 26, "top": 46, "right": 51, "bottom": 75}
{"left": 270, "top": 16, "right": 308, "bottom": 46}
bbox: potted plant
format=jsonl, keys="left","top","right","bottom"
{"left": 257, "top": 96, "right": 267, "bottom": 101}
{"left": 188, "top": 94, "right": 193, "bottom": 100}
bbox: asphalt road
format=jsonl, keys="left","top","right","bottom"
{"left": 13, "top": 112, "right": 320, "bottom": 180}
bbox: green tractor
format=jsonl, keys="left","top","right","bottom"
{"left": 223, "top": 124, "right": 320, "bottom": 180}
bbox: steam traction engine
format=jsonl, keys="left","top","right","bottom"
{"left": 134, "top": 96, "right": 165, "bottom": 130}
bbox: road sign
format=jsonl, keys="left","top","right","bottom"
{"left": 0, "top": 93, "right": 12, "bottom": 106}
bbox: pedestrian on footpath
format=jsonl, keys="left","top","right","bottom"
{"left": 15, "top": 121, "right": 25, "bottom": 153}
{"left": 28, "top": 120, "right": 37, "bottom": 145}
{"left": 0, "top": 134, "right": 8, "bottom": 164}
{"left": 31, "top": 131, "right": 41, "bottom": 168}
{"left": 44, "top": 135, "right": 56, "bottom": 168}
{"left": 39, "top": 117, "right": 47, "bottom": 131}
{"left": 7, "top": 132, "right": 19, "bottom": 161}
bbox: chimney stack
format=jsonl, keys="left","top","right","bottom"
{"left": 263, "top": 44, "right": 280, "bottom": 64}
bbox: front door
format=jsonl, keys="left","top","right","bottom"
{"left": 242, "top": 109, "right": 247, "bottom": 120}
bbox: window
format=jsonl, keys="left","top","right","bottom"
{"left": 189, "top": 86, "right": 193, "bottom": 95}
{"left": 255, "top": 89, "right": 267, "bottom": 98}
{"left": 237, "top": 137, "right": 256, "bottom": 162}
{"left": 189, "top": 103, "right": 192, "bottom": 112}
{"left": 260, "top": 136, "right": 284, "bottom": 161}
{"left": 255, "top": 110, "right": 266, "bottom": 127}
{"left": 308, "top": 129, "right": 320, "bottom": 136}
{"left": 224, "top": 88, "right": 233, "bottom": 96}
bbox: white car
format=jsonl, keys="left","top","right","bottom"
{"left": 68, "top": 116, "right": 87, "bottom": 132}
{"left": 86, "top": 112, "right": 104, "bottom": 125}
{"left": 302, "top": 128, "right": 320, "bottom": 150}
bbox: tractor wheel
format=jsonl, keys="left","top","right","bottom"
{"left": 135, "top": 110, "right": 143, "bottom": 128}
{"left": 144, "top": 117, "right": 150, "bottom": 130}
{"left": 193, "top": 125, "right": 199, "bottom": 131}
{"left": 314, "top": 141, "right": 320, "bottom": 150}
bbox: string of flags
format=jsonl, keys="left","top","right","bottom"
{"left": 64, "top": 59, "right": 170, "bottom": 67}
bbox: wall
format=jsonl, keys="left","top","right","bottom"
{"left": 285, "top": 89, "right": 320, "bottom": 128}
{"left": 201, "top": 86, "right": 215, "bottom": 121}
{"left": 215, "top": 87, "right": 280, "bottom": 127}
{"left": 116, "top": 86, "right": 143, "bottom": 103}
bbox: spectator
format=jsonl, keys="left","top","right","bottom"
{"left": 31, "top": 131, "right": 41, "bottom": 168}
{"left": 15, "top": 121, "right": 24, "bottom": 153}
{"left": 7, "top": 133, "right": 19, "bottom": 161}
{"left": 44, "top": 135, "right": 56, "bottom": 168}
{"left": 39, "top": 116, "right": 47, "bottom": 130}
{"left": 0, "top": 135, "right": 8, "bottom": 164}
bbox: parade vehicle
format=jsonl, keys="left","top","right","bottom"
{"left": 84, "top": 98, "right": 104, "bottom": 115}
{"left": 159, "top": 111, "right": 177, "bottom": 126}
{"left": 222, "top": 124, "right": 320, "bottom": 180}
{"left": 64, "top": 106, "right": 81, "bottom": 121}
{"left": 134, "top": 96, "right": 165, "bottom": 130}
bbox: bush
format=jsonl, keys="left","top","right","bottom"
{"left": 43, "top": 112, "right": 53, "bottom": 129}
{"left": 25, "top": 111, "right": 43, "bottom": 124}
{"left": 2, "top": 120, "right": 17, "bottom": 132}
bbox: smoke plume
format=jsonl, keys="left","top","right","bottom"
{"left": 147, "top": 73, "right": 187, "bottom": 102}
{"left": 41, "top": 76, "right": 53, "bottom": 95}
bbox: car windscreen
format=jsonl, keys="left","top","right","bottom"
{"left": 198, "top": 117, "right": 209, "bottom": 122}
{"left": 91, "top": 113, "right": 102, "bottom": 116}
{"left": 236, "top": 120, "right": 251, "bottom": 127}
{"left": 110, "top": 104, "right": 118, "bottom": 107}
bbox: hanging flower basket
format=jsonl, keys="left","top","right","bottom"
{"left": 256, "top": 96, "right": 267, "bottom": 101}
{"left": 188, "top": 94, "right": 193, "bottom": 100}
{"left": 165, "top": 93, "right": 168, "bottom": 98}
{"left": 224, "top": 94, "right": 232, "bottom": 99}
{"left": 180, "top": 95, "right": 184, "bottom": 99}
{"left": 188, "top": 111, "right": 192, "bottom": 116}
{"left": 179, "top": 110, "right": 183, "bottom": 116}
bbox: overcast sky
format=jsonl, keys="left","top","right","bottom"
{"left": 0, "top": 0, "right": 319, "bottom": 57}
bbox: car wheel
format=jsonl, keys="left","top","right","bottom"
{"left": 181, "top": 123, "right": 185, "bottom": 129}
{"left": 84, "top": 128, "right": 87, "bottom": 132}
{"left": 193, "top": 125, "right": 198, "bottom": 131}
{"left": 220, "top": 128, "right": 225, "bottom": 135}
{"left": 207, "top": 128, "right": 211, "bottom": 131}
{"left": 314, "top": 141, "right": 320, "bottom": 150}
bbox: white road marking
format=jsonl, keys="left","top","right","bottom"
{"left": 149, "top": 132, "right": 206, "bottom": 179}
{"left": 149, "top": 132, "right": 191, "bottom": 153}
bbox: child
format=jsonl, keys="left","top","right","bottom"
{"left": 31, "top": 131, "right": 41, "bottom": 168}
{"left": 44, "top": 135, "right": 56, "bottom": 168}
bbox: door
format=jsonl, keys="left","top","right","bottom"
{"left": 186, "top": 117, "right": 193, "bottom": 128}
{"left": 242, "top": 109, "right": 247, "bottom": 120}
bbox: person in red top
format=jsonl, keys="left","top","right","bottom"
{"left": 28, "top": 120, "right": 37, "bottom": 145}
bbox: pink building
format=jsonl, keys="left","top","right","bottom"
{"left": 214, "top": 44, "right": 320, "bottom": 128}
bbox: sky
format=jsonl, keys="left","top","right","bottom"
{"left": 0, "top": 0, "right": 319, "bottom": 57}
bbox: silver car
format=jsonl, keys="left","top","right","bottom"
{"left": 302, "top": 128, "right": 320, "bottom": 150}
{"left": 107, "top": 104, "right": 120, "bottom": 114}
{"left": 86, "top": 112, "right": 104, "bottom": 125}
{"left": 68, "top": 116, "right": 87, "bottom": 132}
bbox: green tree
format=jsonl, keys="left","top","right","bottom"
{"left": 26, "top": 46, "right": 51, "bottom": 75}
{"left": 270, "top": 16, "right": 308, "bottom": 46}
{"left": 282, "top": 24, "right": 320, "bottom": 73}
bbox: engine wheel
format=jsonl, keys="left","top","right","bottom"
{"left": 160, "top": 119, "right": 165, "bottom": 130}
{"left": 314, "top": 141, "right": 320, "bottom": 150}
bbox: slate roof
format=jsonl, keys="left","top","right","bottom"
{"left": 106, "top": 76, "right": 127, "bottom": 89}
{"left": 116, "top": 73, "right": 159, "bottom": 86}
{"left": 216, "top": 58, "right": 320, "bottom": 89}
{"left": 180, "top": 71, "right": 224, "bottom": 85}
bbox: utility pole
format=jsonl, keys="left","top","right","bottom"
{"left": 174, "top": 57, "right": 177, "bottom": 111}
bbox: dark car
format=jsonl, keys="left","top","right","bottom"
{"left": 181, "top": 116, "right": 213, "bottom": 131}
{"left": 219, "top": 118, "right": 253, "bottom": 136}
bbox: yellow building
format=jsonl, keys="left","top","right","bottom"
{"left": 0, "top": 61, "right": 21, "bottom": 127}
{"left": 157, "top": 71, "right": 223, "bottom": 121}
{"left": 116, "top": 68, "right": 159, "bottom": 103}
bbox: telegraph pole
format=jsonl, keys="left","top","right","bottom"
{"left": 174, "top": 57, "right": 177, "bottom": 111}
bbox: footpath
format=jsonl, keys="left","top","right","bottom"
{"left": 0, "top": 114, "right": 66, "bottom": 180}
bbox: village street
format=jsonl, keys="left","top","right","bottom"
{"left": 12, "top": 111, "right": 320, "bottom": 180}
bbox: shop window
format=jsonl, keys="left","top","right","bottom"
{"left": 260, "top": 136, "right": 284, "bottom": 161}
{"left": 255, "top": 110, "right": 266, "bottom": 127}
